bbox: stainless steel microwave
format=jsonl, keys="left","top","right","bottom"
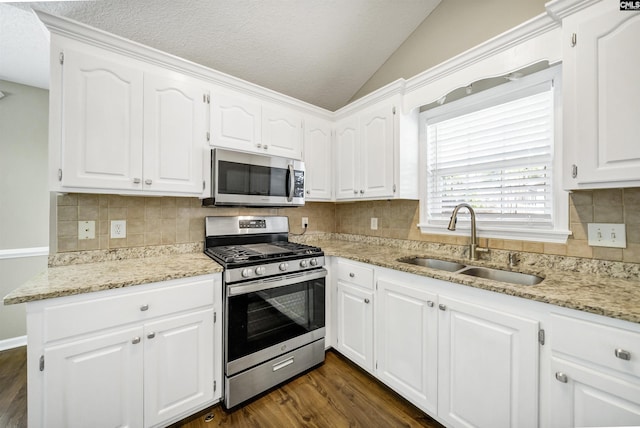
{"left": 203, "top": 148, "right": 305, "bottom": 207}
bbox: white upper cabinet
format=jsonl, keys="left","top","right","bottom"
{"left": 563, "top": 0, "right": 640, "bottom": 189}
{"left": 143, "top": 73, "right": 207, "bottom": 195}
{"left": 334, "top": 92, "right": 418, "bottom": 201}
{"left": 210, "top": 89, "right": 261, "bottom": 153}
{"left": 210, "top": 89, "right": 303, "bottom": 159}
{"left": 58, "top": 49, "right": 144, "bottom": 191}
{"left": 51, "top": 44, "right": 208, "bottom": 196}
{"left": 303, "top": 116, "right": 333, "bottom": 200}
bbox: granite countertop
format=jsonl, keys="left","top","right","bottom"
{"left": 3, "top": 252, "right": 223, "bottom": 305}
{"left": 4, "top": 235, "right": 639, "bottom": 324}
{"left": 301, "top": 236, "right": 640, "bottom": 324}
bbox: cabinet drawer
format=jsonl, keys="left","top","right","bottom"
{"left": 551, "top": 313, "right": 640, "bottom": 378}
{"left": 44, "top": 277, "right": 214, "bottom": 342}
{"left": 336, "top": 259, "right": 374, "bottom": 289}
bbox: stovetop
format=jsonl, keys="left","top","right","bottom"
{"left": 205, "top": 241, "right": 323, "bottom": 266}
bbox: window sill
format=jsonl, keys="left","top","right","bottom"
{"left": 417, "top": 223, "right": 571, "bottom": 244}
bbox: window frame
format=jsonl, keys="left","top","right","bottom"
{"left": 417, "top": 65, "right": 570, "bottom": 243}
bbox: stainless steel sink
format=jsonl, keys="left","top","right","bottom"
{"left": 398, "top": 257, "right": 544, "bottom": 285}
{"left": 459, "top": 267, "right": 543, "bottom": 285}
{"left": 398, "top": 257, "right": 466, "bottom": 272}
{"left": 400, "top": 257, "right": 466, "bottom": 272}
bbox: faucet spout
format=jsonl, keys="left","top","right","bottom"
{"left": 448, "top": 203, "right": 486, "bottom": 260}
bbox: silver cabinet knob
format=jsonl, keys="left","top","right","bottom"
{"left": 140, "top": 304, "right": 149, "bottom": 312}
{"left": 615, "top": 349, "right": 631, "bottom": 361}
{"left": 145, "top": 179, "right": 152, "bottom": 185}
{"left": 133, "top": 178, "right": 141, "bottom": 184}
{"left": 306, "top": 190, "right": 310, "bottom": 194}
{"left": 427, "top": 301, "right": 434, "bottom": 307}
{"left": 360, "top": 189, "right": 364, "bottom": 194}
{"left": 353, "top": 190, "right": 358, "bottom": 195}
{"left": 364, "top": 298, "right": 370, "bottom": 304}
{"left": 263, "top": 144, "right": 268, "bottom": 149}
{"left": 349, "top": 272, "right": 355, "bottom": 278}
{"left": 439, "top": 304, "right": 446, "bottom": 311}
{"left": 132, "top": 337, "right": 141, "bottom": 345}
{"left": 147, "top": 332, "right": 156, "bottom": 340}
{"left": 256, "top": 143, "right": 262, "bottom": 148}
{"left": 555, "top": 372, "right": 568, "bottom": 383}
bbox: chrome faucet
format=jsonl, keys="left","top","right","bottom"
{"left": 447, "top": 203, "right": 488, "bottom": 261}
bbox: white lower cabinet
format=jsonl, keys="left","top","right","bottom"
{"left": 335, "top": 259, "right": 374, "bottom": 372}
{"left": 549, "top": 312, "right": 640, "bottom": 427}
{"left": 28, "top": 274, "right": 222, "bottom": 428}
{"left": 437, "top": 295, "right": 539, "bottom": 428}
{"left": 377, "top": 275, "right": 438, "bottom": 414}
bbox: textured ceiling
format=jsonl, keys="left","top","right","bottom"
{"left": 1, "top": 0, "right": 440, "bottom": 111}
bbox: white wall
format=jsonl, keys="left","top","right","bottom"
{"left": 0, "top": 80, "right": 49, "bottom": 343}
{"left": 350, "top": 0, "right": 548, "bottom": 102}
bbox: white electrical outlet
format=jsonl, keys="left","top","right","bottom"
{"left": 371, "top": 217, "right": 378, "bottom": 230}
{"left": 78, "top": 221, "right": 95, "bottom": 240}
{"left": 302, "top": 217, "right": 309, "bottom": 229}
{"left": 587, "top": 223, "right": 626, "bottom": 248}
{"left": 110, "top": 220, "right": 127, "bottom": 239}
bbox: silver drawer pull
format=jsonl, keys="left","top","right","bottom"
{"left": 615, "top": 349, "right": 631, "bottom": 361}
{"left": 439, "top": 304, "right": 446, "bottom": 311}
{"left": 364, "top": 298, "right": 370, "bottom": 304}
{"left": 133, "top": 177, "right": 141, "bottom": 184}
{"left": 427, "top": 301, "right": 434, "bottom": 307}
{"left": 147, "top": 332, "right": 156, "bottom": 340}
{"left": 555, "top": 372, "right": 568, "bottom": 383}
{"left": 144, "top": 179, "right": 153, "bottom": 185}
{"left": 273, "top": 357, "right": 294, "bottom": 372}
{"left": 140, "top": 304, "right": 149, "bottom": 312}
{"left": 349, "top": 272, "right": 355, "bottom": 278}
{"left": 132, "top": 337, "right": 141, "bottom": 345}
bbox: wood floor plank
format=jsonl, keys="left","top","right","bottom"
{"left": 0, "top": 347, "right": 444, "bottom": 428}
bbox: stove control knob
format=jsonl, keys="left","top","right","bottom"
{"left": 255, "top": 266, "right": 266, "bottom": 276}
{"left": 241, "top": 268, "right": 252, "bottom": 278}
{"left": 279, "top": 262, "right": 289, "bottom": 271}
{"left": 299, "top": 260, "right": 308, "bottom": 268}
{"left": 310, "top": 258, "right": 318, "bottom": 266}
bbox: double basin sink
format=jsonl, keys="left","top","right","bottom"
{"left": 399, "top": 257, "right": 543, "bottom": 286}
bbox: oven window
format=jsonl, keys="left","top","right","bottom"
{"left": 227, "top": 277, "right": 325, "bottom": 362}
{"left": 218, "top": 161, "right": 287, "bottom": 197}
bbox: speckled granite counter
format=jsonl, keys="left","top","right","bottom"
{"left": 293, "top": 234, "right": 640, "bottom": 324}
{"left": 3, "top": 251, "right": 222, "bottom": 305}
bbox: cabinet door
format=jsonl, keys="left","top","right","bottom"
{"left": 143, "top": 308, "right": 215, "bottom": 428}
{"left": 211, "top": 90, "right": 261, "bottom": 152}
{"left": 565, "top": 2, "right": 640, "bottom": 188}
{"left": 336, "top": 281, "right": 373, "bottom": 372}
{"left": 304, "top": 117, "right": 333, "bottom": 200}
{"left": 550, "top": 357, "right": 640, "bottom": 427}
{"left": 359, "top": 103, "right": 395, "bottom": 199}
{"left": 335, "top": 117, "right": 359, "bottom": 200}
{"left": 262, "top": 104, "right": 303, "bottom": 159}
{"left": 438, "top": 296, "right": 539, "bottom": 428}
{"left": 143, "top": 73, "right": 207, "bottom": 195}
{"left": 44, "top": 326, "right": 144, "bottom": 428}
{"left": 61, "top": 49, "right": 144, "bottom": 190}
{"left": 377, "top": 277, "right": 438, "bottom": 414}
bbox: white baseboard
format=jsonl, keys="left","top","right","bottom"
{"left": 0, "top": 335, "right": 27, "bottom": 351}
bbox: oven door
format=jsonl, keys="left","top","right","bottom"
{"left": 225, "top": 268, "right": 326, "bottom": 376}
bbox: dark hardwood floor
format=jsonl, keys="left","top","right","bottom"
{"left": 0, "top": 347, "right": 443, "bottom": 428}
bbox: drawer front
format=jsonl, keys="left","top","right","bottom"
{"left": 551, "top": 313, "right": 640, "bottom": 378}
{"left": 44, "top": 277, "right": 214, "bottom": 342}
{"left": 336, "top": 259, "right": 374, "bottom": 289}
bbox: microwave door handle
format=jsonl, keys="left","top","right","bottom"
{"left": 286, "top": 164, "right": 294, "bottom": 202}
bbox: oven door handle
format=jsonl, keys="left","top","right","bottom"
{"left": 227, "top": 268, "right": 327, "bottom": 296}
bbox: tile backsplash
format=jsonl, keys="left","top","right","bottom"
{"left": 56, "top": 188, "right": 640, "bottom": 264}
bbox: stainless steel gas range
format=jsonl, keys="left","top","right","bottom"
{"left": 204, "top": 216, "right": 326, "bottom": 408}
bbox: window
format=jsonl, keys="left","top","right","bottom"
{"left": 418, "top": 66, "right": 570, "bottom": 243}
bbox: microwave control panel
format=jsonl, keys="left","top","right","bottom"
{"left": 294, "top": 170, "right": 305, "bottom": 198}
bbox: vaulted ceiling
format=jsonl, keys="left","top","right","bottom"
{"left": 1, "top": 0, "right": 441, "bottom": 111}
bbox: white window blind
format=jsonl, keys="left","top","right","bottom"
{"left": 425, "top": 85, "right": 554, "bottom": 229}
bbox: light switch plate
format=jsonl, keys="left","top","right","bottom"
{"left": 370, "top": 217, "right": 378, "bottom": 230}
{"left": 78, "top": 221, "right": 95, "bottom": 240}
{"left": 587, "top": 223, "right": 626, "bottom": 248}
{"left": 110, "top": 220, "right": 127, "bottom": 239}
